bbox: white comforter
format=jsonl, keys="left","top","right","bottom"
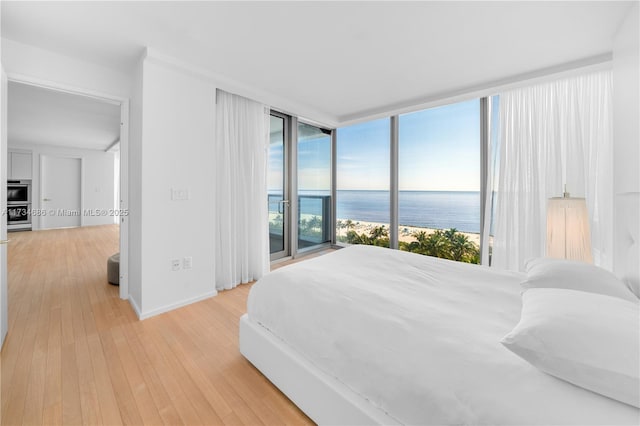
{"left": 247, "top": 245, "right": 639, "bottom": 425}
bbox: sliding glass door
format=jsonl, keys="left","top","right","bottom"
{"left": 268, "top": 113, "right": 289, "bottom": 260}
{"left": 269, "top": 112, "right": 333, "bottom": 259}
{"left": 297, "top": 122, "right": 332, "bottom": 251}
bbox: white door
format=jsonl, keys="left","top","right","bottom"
{"left": 41, "top": 155, "right": 82, "bottom": 229}
{"left": 1, "top": 68, "right": 9, "bottom": 347}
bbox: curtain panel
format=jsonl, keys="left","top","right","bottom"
{"left": 214, "top": 90, "right": 270, "bottom": 290}
{"left": 491, "top": 71, "right": 613, "bottom": 271}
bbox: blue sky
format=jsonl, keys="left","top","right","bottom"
{"left": 269, "top": 99, "right": 481, "bottom": 192}
{"left": 336, "top": 118, "right": 390, "bottom": 190}
{"left": 297, "top": 133, "right": 331, "bottom": 191}
{"left": 337, "top": 99, "right": 480, "bottom": 191}
{"left": 268, "top": 120, "right": 332, "bottom": 192}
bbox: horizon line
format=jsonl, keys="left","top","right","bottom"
{"left": 269, "top": 189, "right": 482, "bottom": 193}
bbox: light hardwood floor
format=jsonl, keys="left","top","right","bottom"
{"left": 1, "top": 225, "right": 315, "bottom": 425}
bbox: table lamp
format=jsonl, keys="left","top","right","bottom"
{"left": 546, "top": 187, "right": 593, "bottom": 263}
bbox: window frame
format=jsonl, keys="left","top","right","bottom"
{"left": 332, "top": 97, "right": 491, "bottom": 264}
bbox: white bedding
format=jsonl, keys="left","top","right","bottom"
{"left": 247, "top": 245, "right": 640, "bottom": 425}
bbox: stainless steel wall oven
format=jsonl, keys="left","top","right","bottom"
{"left": 7, "top": 179, "right": 32, "bottom": 231}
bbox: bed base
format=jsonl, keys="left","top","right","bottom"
{"left": 239, "top": 314, "right": 398, "bottom": 425}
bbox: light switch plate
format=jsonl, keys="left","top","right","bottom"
{"left": 171, "top": 187, "right": 190, "bottom": 201}
{"left": 171, "top": 258, "right": 181, "bottom": 271}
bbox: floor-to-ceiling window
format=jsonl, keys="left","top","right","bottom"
{"left": 335, "top": 118, "right": 390, "bottom": 246}
{"left": 335, "top": 100, "right": 486, "bottom": 264}
{"left": 272, "top": 99, "right": 487, "bottom": 263}
{"left": 297, "top": 122, "right": 332, "bottom": 250}
{"left": 398, "top": 99, "right": 481, "bottom": 263}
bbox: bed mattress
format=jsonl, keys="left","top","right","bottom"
{"left": 247, "top": 245, "right": 639, "bottom": 425}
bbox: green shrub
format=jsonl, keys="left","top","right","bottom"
{"left": 399, "top": 228, "right": 479, "bottom": 264}
{"left": 340, "top": 226, "right": 479, "bottom": 264}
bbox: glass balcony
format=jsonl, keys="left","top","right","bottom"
{"left": 298, "top": 194, "right": 331, "bottom": 249}
{"left": 268, "top": 193, "right": 331, "bottom": 253}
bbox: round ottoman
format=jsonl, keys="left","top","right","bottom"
{"left": 107, "top": 253, "right": 120, "bottom": 286}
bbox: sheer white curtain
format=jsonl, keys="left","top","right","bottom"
{"left": 491, "top": 71, "right": 613, "bottom": 271}
{"left": 214, "top": 90, "right": 270, "bottom": 290}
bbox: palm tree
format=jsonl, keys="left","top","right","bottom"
{"left": 414, "top": 230, "right": 428, "bottom": 243}
{"left": 450, "top": 232, "right": 473, "bottom": 261}
{"left": 369, "top": 225, "right": 388, "bottom": 240}
{"left": 346, "top": 230, "right": 369, "bottom": 245}
{"left": 308, "top": 215, "right": 322, "bottom": 232}
{"left": 444, "top": 228, "right": 458, "bottom": 241}
{"left": 408, "top": 230, "right": 428, "bottom": 254}
{"left": 424, "top": 230, "right": 451, "bottom": 259}
{"left": 345, "top": 219, "right": 355, "bottom": 231}
{"left": 368, "top": 225, "right": 389, "bottom": 248}
{"left": 404, "top": 227, "right": 480, "bottom": 264}
{"left": 336, "top": 220, "right": 344, "bottom": 237}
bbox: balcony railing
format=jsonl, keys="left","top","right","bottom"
{"left": 268, "top": 194, "right": 331, "bottom": 249}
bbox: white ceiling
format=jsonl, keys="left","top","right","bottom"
{"left": 8, "top": 82, "right": 121, "bottom": 151}
{"left": 1, "top": 1, "right": 633, "bottom": 125}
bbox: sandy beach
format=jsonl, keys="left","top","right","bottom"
{"left": 271, "top": 212, "right": 482, "bottom": 246}
{"left": 336, "top": 219, "right": 481, "bottom": 246}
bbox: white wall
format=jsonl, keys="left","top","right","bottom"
{"left": 127, "top": 56, "right": 144, "bottom": 313}
{"left": 9, "top": 143, "right": 117, "bottom": 229}
{"left": 1, "top": 38, "right": 131, "bottom": 99}
{"left": 130, "top": 54, "right": 217, "bottom": 318}
{"left": 612, "top": 3, "right": 640, "bottom": 290}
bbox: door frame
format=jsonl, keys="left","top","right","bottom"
{"left": 1, "top": 68, "right": 8, "bottom": 348}
{"left": 39, "top": 154, "right": 84, "bottom": 229}
{"left": 268, "top": 113, "right": 335, "bottom": 261}
{"left": 5, "top": 73, "right": 130, "bottom": 300}
{"left": 269, "top": 110, "right": 291, "bottom": 261}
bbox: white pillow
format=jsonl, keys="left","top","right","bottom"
{"left": 522, "top": 257, "right": 638, "bottom": 303}
{"left": 501, "top": 288, "right": 640, "bottom": 408}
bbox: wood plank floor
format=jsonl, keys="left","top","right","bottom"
{"left": 1, "top": 225, "right": 315, "bottom": 425}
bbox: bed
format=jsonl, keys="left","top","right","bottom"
{"left": 240, "top": 244, "right": 639, "bottom": 425}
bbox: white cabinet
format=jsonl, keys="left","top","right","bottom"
{"left": 8, "top": 151, "right": 32, "bottom": 179}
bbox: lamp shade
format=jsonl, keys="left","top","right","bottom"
{"left": 546, "top": 197, "right": 593, "bottom": 263}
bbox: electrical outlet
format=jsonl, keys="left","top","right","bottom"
{"left": 171, "top": 258, "right": 181, "bottom": 271}
{"left": 171, "top": 187, "right": 190, "bottom": 201}
{"left": 183, "top": 256, "right": 193, "bottom": 270}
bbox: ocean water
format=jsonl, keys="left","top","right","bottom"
{"left": 272, "top": 190, "right": 481, "bottom": 234}
{"left": 337, "top": 190, "right": 480, "bottom": 233}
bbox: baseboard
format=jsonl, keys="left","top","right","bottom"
{"left": 138, "top": 290, "right": 218, "bottom": 320}
{"left": 128, "top": 295, "right": 142, "bottom": 319}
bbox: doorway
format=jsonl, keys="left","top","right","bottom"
{"left": 40, "top": 155, "right": 82, "bottom": 229}
{"left": 3, "top": 77, "right": 129, "bottom": 302}
{"left": 267, "top": 111, "right": 334, "bottom": 262}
